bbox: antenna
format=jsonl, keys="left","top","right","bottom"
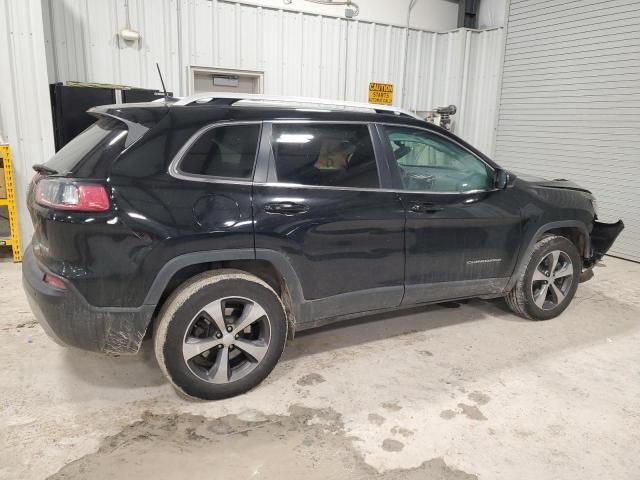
{"left": 156, "top": 63, "right": 168, "bottom": 99}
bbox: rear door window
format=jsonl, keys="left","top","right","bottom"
{"left": 271, "top": 123, "right": 380, "bottom": 189}
{"left": 44, "top": 117, "right": 128, "bottom": 177}
{"left": 178, "top": 124, "right": 261, "bottom": 179}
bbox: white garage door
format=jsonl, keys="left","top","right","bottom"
{"left": 494, "top": 0, "right": 640, "bottom": 261}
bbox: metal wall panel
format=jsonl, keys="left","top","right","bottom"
{"left": 43, "top": 0, "right": 181, "bottom": 95}
{"left": 404, "top": 28, "right": 504, "bottom": 154}
{"left": 0, "top": 0, "right": 56, "bottom": 247}
{"left": 43, "top": 0, "right": 504, "bottom": 155}
{"left": 495, "top": 0, "right": 640, "bottom": 261}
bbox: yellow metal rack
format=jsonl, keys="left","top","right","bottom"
{"left": 0, "top": 144, "right": 21, "bottom": 262}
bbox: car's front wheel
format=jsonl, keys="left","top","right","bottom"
{"left": 505, "top": 235, "right": 581, "bottom": 320}
{"left": 154, "top": 270, "right": 287, "bottom": 400}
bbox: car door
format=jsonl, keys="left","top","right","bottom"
{"left": 378, "top": 124, "right": 523, "bottom": 305}
{"left": 110, "top": 119, "right": 261, "bottom": 305}
{"left": 253, "top": 121, "right": 405, "bottom": 322}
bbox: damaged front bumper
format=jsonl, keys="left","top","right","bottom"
{"left": 22, "top": 245, "right": 153, "bottom": 354}
{"left": 581, "top": 219, "right": 625, "bottom": 280}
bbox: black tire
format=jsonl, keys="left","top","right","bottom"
{"left": 154, "top": 269, "right": 287, "bottom": 400}
{"left": 505, "top": 235, "right": 581, "bottom": 321}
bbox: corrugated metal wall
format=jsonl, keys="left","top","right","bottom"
{"left": 494, "top": 0, "right": 640, "bottom": 261}
{"left": 43, "top": 0, "right": 504, "bottom": 155}
{"left": 0, "top": 0, "right": 56, "bottom": 247}
{"left": 43, "top": 0, "right": 181, "bottom": 96}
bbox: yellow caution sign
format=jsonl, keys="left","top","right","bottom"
{"left": 368, "top": 82, "right": 393, "bottom": 105}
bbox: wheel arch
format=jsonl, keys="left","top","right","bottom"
{"left": 507, "top": 220, "right": 590, "bottom": 291}
{"left": 543, "top": 226, "right": 589, "bottom": 258}
{"left": 144, "top": 249, "right": 306, "bottom": 337}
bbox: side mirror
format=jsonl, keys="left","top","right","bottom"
{"left": 495, "top": 169, "right": 509, "bottom": 189}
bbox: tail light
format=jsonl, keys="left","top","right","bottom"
{"left": 31, "top": 172, "right": 43, "bottom": 184}
{"left": 35, "top": 179, "right": 110, "bottom": 212}
{"left": 43, "top": 273, "right": 66, "bottom": 290}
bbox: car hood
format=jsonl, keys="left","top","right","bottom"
{"left": 515, "top": 172, "right": 592, "bottom": 194}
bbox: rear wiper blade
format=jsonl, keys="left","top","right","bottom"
{"left": 32, "top": 164, "right": 58, "bottom": 175}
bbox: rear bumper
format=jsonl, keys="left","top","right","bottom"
{"left": 22, "top": 245, "right": 154, "bottom": 354}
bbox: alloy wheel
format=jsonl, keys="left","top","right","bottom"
{"left": 182, "top": 297, "right": 271, "bottom": 384}
{"left": 530, "top": 250, "right": 574, "bottom": 311}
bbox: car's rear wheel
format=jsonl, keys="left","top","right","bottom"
{"left": 154, "top": 270, "right": 287, "bottom": 400}
{"left": 505, "top": 235, "right": 581, "bottom": 320}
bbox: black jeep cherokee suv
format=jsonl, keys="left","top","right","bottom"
{"left": 23, "top": 94, "right": 623, "bottom": 400}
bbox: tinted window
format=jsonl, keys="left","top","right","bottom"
{"left": 179, "top": 124, "right": 260, "bottom": 178}
{"left": 272, "top": 124, "right": 379, "bottom": 188}
{"left": 383, "top": 126, "right": 492, "bottom": 192}
{"left": 44, "top": 117, "right": 127, "bottom": 177}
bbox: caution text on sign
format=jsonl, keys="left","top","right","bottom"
{"left": 368, "top": 82, "right": 393, "bottom": 105}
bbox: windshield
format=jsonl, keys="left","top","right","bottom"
{"left": 45, "top": 117, "right": 128, "bottom": 177}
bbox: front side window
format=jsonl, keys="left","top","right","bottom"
{"left": 179, "top": 124, "right": 260, "bottom": 179}
{"left": 271, "top": 124, "right": 379, "bottom": 188}
{"left": 383, "top": 126, "right": 492, "bottom": 193}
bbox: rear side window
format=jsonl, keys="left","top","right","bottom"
{"left": 44, "top": 117, "right": 128, "bottom": 177}
{"left": 271, "top": 124, "right": 379, "bottom": 188}
{"left": 179, "top": 124, "right": 261, "bottom": 179}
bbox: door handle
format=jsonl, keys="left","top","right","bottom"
{"left": 410, "top": 202, "right": 443, "bottom": 214}
{"left": 264, "top": 202, "right": 309, "bottom": 215}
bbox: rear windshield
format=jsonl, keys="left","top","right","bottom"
{"left": 45, "top": 117, "right": 128, "bottom": 177}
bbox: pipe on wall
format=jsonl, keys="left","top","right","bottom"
{"left": 302, "top": 0, "right": 360, "bottom": 17}
{"left": 400, "top": 0, "right": 418, "bottom": 107}
{"left": 177, "top": 0, "right": 185, "bottom": 94}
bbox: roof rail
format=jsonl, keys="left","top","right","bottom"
{"left": 172, "top": 92, "right": 423, "bottom": 120}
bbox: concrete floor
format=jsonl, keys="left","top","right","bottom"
{"left": 1, "top": 257, "right": 639, "bottom": 479}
